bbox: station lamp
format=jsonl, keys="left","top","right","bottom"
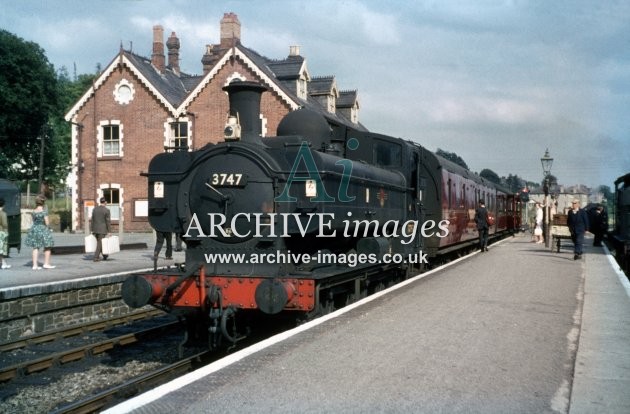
{"left": 540, "top": 148, "right": 554, "bottom": 246}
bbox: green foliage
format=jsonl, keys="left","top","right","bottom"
{"left": 480, "top": 168, "right": 501, "bottom": 184}
{"left": 505, "top": 174, "right": 526, "bottom": 193}
{"left": 436, "top": 148, "right": 469, "bottom": 170}
{"left": 0, "top": 29, "right": 97, "bottom": 190}
{"left": 0, "top": 29, "right": 57, "bottom": 180}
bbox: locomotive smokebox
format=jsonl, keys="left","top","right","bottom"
{"left": 222, "top": 81, "right": 267, "bottom": 143}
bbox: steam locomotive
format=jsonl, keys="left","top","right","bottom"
{"left": 611, "top": 173, "right": 630, "bottom": 275}
{"left": 122, "top": 81, "right": 519, "bottom": 348}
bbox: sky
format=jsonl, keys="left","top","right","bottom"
{"left": 2, "top": 0, "right": 629, "bottom": 190}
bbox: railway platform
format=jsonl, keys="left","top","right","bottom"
{"left": 106, "top": 234, "right": 630, "bottom": 414}
{"left": 0, "top": 232, "right": 182, "bottom": 292}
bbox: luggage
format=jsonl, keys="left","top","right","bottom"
{"left": 85, "top": 234, "right": 120, "bottom": 254}
{"left": 85, "top": 235, "right": 96, "bottom": 253}
{"left": 102, "top": 235, "right": 120, "bottom": 255}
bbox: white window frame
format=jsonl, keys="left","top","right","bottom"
{"left": 113, "top": 79, "right": 135, "bottom": 105}
{"left": 97, "top": 120, "right": 123, "bottom": 157}
{"left": 164, "top": 117, "right": 192, "bottom": 151}
{"left": 98, "top": 184, "right": 123, "bottom": 221}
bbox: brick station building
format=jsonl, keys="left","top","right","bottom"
{"left": 65, "top": 12, "right": 363, "bottom": 232}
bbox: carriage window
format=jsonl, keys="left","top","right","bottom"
{"left": 447, "top": 178, "right": 452, "bottom": 209}
{"left": 373, "top": 140, "right": 402, "bottom": 167}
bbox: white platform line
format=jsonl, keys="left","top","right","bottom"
{"left": 602, "top": 243, "right": 630, "bottom": 298}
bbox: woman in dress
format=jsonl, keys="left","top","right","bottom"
{"left": 533, "top": 202, "right": 544, "bottom": 244}
{"left": 24, "top": 195, "right": 55, "bottom": 270}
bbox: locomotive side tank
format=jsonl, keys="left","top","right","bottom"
{"left": 122, "top": 80, "right": 517, "bottom": 348}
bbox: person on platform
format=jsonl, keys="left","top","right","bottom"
{"left": 154, "top": 231, "right": 173, "bottom": 260}
{"left": 0, "top": 198, "right": 11, "bottom": 269}
{"left": 591, "top": 205, "right": 608, "bottom": 247}
{"left": 175, "top": 233, "right": 184, "bottom": 252}
{"left": 24, "top": 195, "right": 55, "bottom": 270}
{"left": 91, "top": 197, "right": 111, "bottom": 262}
{"left": 567, "top": 199, "right": 590, "bottom": 260}
{"left": 533, "top": 202, "right": 544, "bottom": 243}
{"left": 474, "top": 200, "right": 489, "bottom": 252}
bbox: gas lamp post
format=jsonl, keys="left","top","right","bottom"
{"left": 540, "top": 149, "right": 554, "bottom": 247}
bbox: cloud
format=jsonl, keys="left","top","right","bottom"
{"left": 1, "top": 0, "right": 628, "bottom": 189}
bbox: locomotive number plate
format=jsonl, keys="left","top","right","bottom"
{"left": 211, "top": 173, "right": 247, "bottom": 187}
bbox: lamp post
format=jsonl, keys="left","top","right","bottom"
{"left": 540, "top": 149, "right": 554, "bottom": 247}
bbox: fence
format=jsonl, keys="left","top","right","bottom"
{"left": 20, "top": 192, "right": 72, "bottom": 232}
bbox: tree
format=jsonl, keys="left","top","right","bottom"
{"left": 48, "top": 68, "right": 97, "bottom": 188}
{"left": 0, "top": 30, "right": 58, "bottom": 182}
{"left": 505, "top": 174, "right": 526, "bottom": 194}
{"left": 480, "top": 169, "right": 501, "bottom": 185}
{"left": 436, "top": 148, "right": 469, "bottom": 170}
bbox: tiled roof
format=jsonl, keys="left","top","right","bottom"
{"left": 123, "top": 51, "right": 202, "bottom": 108}
{"left": 266, "top": 55, "right": 304, "bottom": 80}
{"left": 236, "top": 47, "right": 364, "bottom": 131}
{"left": 309, "top": 76, "right": 336, "bottom": 95}
{"left": 68, "top": 43, "right": 364, "bottom": 131}
{"left": 337, "top": 90, "right": 357, "bottom": 108}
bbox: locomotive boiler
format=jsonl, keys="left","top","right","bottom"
{"left": 122, "top": 80, "right": 517, "bottom": 348}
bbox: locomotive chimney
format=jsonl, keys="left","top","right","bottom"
{"left": 222, "top": 81, "right": 267, "bottom": 144}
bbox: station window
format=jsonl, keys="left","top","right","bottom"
{"left": 170, "top": 122, "right": 189, "bottom": 150}
{"left": 104, "top": 125, "right": 119, "bottom": 155}
{"left": 98, "top": 120, "right": 123, "bottom": 157}
{"left": 101, "top": 188, "right": 121, "bottom": 220}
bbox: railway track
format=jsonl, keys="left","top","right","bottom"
{"left": 0, "top": 309, "right": 178, "bottom": 383}
{"left": 0, "top": 309, "right": 165, "bottom": 353}
{"left": 50, "top": 350, "right": 210, "bottom": 414}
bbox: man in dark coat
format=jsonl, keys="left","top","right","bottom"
{"left": 591, "top": 205, "right": 608, "bottom": 246}
{"left": 474, "top": 200, "right": 489, "bottom": 252}
{"left": 91, "top": 197, "right": 111, "bottom": 262}
{"left": 567, "top": 199, "right": 589, "bottom": 260}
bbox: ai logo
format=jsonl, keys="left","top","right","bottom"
{"left": 274, "top": 139, "right": 359, "bottom": 203}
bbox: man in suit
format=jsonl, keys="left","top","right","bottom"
{"left": 567, "top": 199, "right": 589, "bottom": 260}
{"left": 474, "top": 200, "right": 489, "bottom": 252}
{"left": 91, "top": 197, "right": 111, "bottom": 262}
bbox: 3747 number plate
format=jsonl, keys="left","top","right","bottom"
{"left": 211, "top": 173, "right": 247, "bottom": 187}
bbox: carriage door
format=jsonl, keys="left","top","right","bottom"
{"left": 414, "top": 152, "right": 426, "bottom": 251}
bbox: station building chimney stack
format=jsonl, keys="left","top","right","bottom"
{"left": 152, "top": 25, "right": 165, "bottom": 73}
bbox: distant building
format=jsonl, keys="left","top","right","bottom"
{"left": 64, "top": 12, "right": 364, "bottom": 232}
{"left": 528, "top": 192, "right": 588, "bottom": 215}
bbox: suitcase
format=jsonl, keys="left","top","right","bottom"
{"left": 85, "top": 235, "right": 97, "bottom": 253}
{"left": 102, "top": 235, "right": 120, "bottom": 255}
